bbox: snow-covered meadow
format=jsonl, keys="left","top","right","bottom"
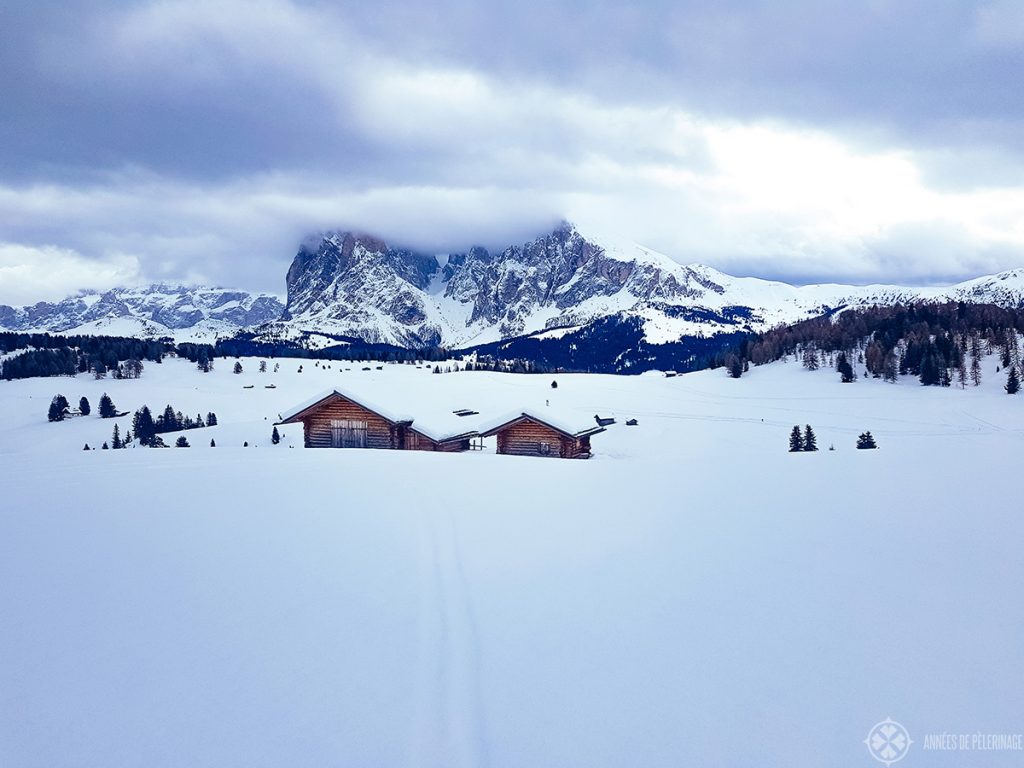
{"left": 1, "top": 355, "right": 1022, "bottom": 767}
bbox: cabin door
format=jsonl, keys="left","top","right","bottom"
{"left": 330, "top": 419, "right": 368, "bottom": 448}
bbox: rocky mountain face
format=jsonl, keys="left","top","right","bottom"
{"left": 276, "top": 223, "right": 1024, "bottom": 348}
{"left": 0, "top": 285, "right": 284, "bottom": 339}
{"left": 5, "top": 225, "right": 1023, "bottom": 349}
{"left": 281, "top": 232, "right": 439, "bottom": 344}
{"left": 440, "top": 223, "right": 710, "bottom": 337}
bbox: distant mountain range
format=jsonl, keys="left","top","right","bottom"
{"left": 269, "top": 222, "right": 1024, "bottom": 348}
{"left": 2, "top": 224, "right": 1023, "bottom": 354}
{"left": 0, "top": 285, "right": 284, "bottom": 341}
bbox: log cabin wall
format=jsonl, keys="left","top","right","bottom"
{"left": 406, "top": 429, "right": 471, "bottom": 452}
{"left": 436, "top": 437, "right": 471, "bottom": 452}
{"left": 561, "top": 434, "right": 592, "bottom": 459}
{"left": 301, "top": 396, "right": 396, "bottom": 449}
{"left": 495, "top": 419, "right": 571, "bottom": 458}
{"left": 405, "top": 430, "right": 435, "bottom": 451}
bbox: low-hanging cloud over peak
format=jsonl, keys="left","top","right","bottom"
{"left": 1, "top": 0, "right": 1023, "bottom": 303}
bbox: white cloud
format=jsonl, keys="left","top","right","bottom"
{"left": 3, "top": 0, "right": 1024, "bottom": 298}
{"left": 0, "top": 244, "right": 141, "bottom": 305}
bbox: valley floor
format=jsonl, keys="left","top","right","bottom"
{"left": 1, "top": 356, "right": 1022, "bottom": 767}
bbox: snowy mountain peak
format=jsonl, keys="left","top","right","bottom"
{"left": 273, "top": 223, "right": 1024, "bottom": 348}
{"left": 0, "top": 284, "right": 285, "bottom": 341}
{"left": 5, "top": 225, "right": 1023, "bottom": 349}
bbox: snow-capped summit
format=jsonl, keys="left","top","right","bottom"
{"left": 273, "top": 222, "right": 1024, "bottom": 348}
{"left": 0, "top": 285, "right": 285, "bottom": 341}
{"left": 5, "top": 225, "right": 1023, "bottom": 348}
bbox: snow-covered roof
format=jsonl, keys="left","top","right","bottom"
{"left": 477, "top": 409, "right": 605, "bottom": 439}
{"left": 278, "top": 388, "right": 415, "bottom": 424}
{"left": 407, "top": 411, "right": 483, "bottom": 442}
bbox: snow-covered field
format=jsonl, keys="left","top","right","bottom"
{"left": 1, "top": 355, "right": 1022, "bottom": 767}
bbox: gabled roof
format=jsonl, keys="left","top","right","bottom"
{"left": 409, "top": 424, "right": 479, "bottom": 443}
{"left": 478, "top": 410, "right": 606, "bottom": 440}
{"left": 278, "top": 388, "right": 414, "bottom": 425}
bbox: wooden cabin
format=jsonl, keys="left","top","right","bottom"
{"left": 480, "top": 412, "right": 605, "bottom": 459}
{"left": 404, "top": 426, "right": 475, "bottom": 452}
{"left": 277, "top": 389, "right": 475, "bottom": 451}
{"left": 278, "top": 390, "right": 412, "bottom": 449}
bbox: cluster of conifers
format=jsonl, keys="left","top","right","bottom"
{"left": 789, "top": 424, "right": 877, "bottom": 452}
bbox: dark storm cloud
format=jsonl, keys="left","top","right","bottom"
{"left": 1, "top": 0, "right": 1024, "bottom": 302}
{"left": 6, "top": 0, "right": 1023, "bottom": 181}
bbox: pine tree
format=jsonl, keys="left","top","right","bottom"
{"left": 789, "top": 425, "right": 804, "bottom": 452}
{"left": 856, "top": 431, "right": 878, "bottom": 449}
{"left": 883, "top": 352, "right": 898, "bottom": 383}
{"left": 210, "top": 438, "right": 216, "bottom": 448}
{"left": 919, "top": 347, "right": 941, "bottom": 386}
{"left": 175, "top": 435, "right": 190, "bottom": 447}
{"left": 47, "top": 394, "right": 69, "bottom": 422}
{"left": 233, "top": 361, "right": 243, "bottom": 374}
{"left": 1006, "top": 367, "right": 1021, "bottom": 395}
{"left": 98, "top": 393, "right": 116, "bottom": 418}
{"left": 206, "top": 412, "right": 218, "bottom": 427}
{"left": 79, "top": 396, "right": 91, "bottom": 416}
{"left": 803, "top": 425, "right": 818, "bottom": 452}
{"left": 132, "top": 406, "right": 156, "bottom": 446}
{"left": 259, "top": 360, "right": 267, "bottom": 373}
{"left": 551, "top": 380, "right": 558, "bottom": 389}
{"left": 83, "top": 443, "right": 90, "bottom": 451}
{"left": 111, "top": 424, "right": 123, "bottom": 449}
{"left": 969, "top": 354, "right": 981, "bottom": 386}
{"left": 101, "top": 442, "right": 109, "bottom": 450}
{"left": 802, "top": 348, "right": 820, "bottom": 371}
{"left": 836, "top": 352, "right": 855, "bottom": 383}
{"left": 162, "top": 404, "right": 178, "bottom": 431}
{"left": 271, "top": 426, "right": 280, "bottom": 444}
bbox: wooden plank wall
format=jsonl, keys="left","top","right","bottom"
{"left": 496, "top": 419, "right": 570, "bottom": 458}
{"left": 406, "top": 430, "right": 471, "bottom": 452}
{"left": 303, "top": 397, "right": 395, "bottom": 449}
{"left": 405, "top": 430, "right": 434, "bottom": 451}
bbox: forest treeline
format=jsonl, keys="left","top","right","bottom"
{"left": 715, "top": 302, "right": 1024, "bottom": 386}
{"left": 1, "top": 333, "right": 167, "bottom": 380}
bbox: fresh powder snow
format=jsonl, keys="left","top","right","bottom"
{"left": 0, "top": 354, "right": 1022, "bottom": 767}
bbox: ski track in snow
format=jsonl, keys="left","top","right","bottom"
{"left": 411, "top": 510, "right": 489, "bottom": 768}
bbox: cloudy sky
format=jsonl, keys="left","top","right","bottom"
{"left": 2, "top": 0, "right": 1024, "bottom": 303}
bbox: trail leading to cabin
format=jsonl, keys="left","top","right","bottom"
{"left": 412, "top": 510, "right": 490, "bottom": 768}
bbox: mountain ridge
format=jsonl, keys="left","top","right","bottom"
{"left": 2, "top": 225, "right": 1023, "bottom": 349}
{"left": 272, "top": 223, "right": 1024, "bottom": 348}
{"left": 0, "top": 284, "right": 284, "bottom": 341}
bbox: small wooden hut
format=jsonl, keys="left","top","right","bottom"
{"left": 278, "top": 389, "right": 413, "bottom": 449}
{"left": 479, "top": 412, "right": 605, "bottom": 459}
{"left": 277, "top": 389, "right": 477, "bottom": 451}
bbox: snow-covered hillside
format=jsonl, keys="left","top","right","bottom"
{"left": 1, "top": 355, "right": 1022, "bottom": 766}
{"left": 0, "top": 285, "right": 284, "bottom": 341}
{"left": 273, "top": 224, "right": 1024, "bottom": 348}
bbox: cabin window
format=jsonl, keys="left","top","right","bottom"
{"left": 538, "top": 441, "right": 551, "bottom": 455}
{"left": 330, "top": 419, "right": 367, "bottom": 448}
